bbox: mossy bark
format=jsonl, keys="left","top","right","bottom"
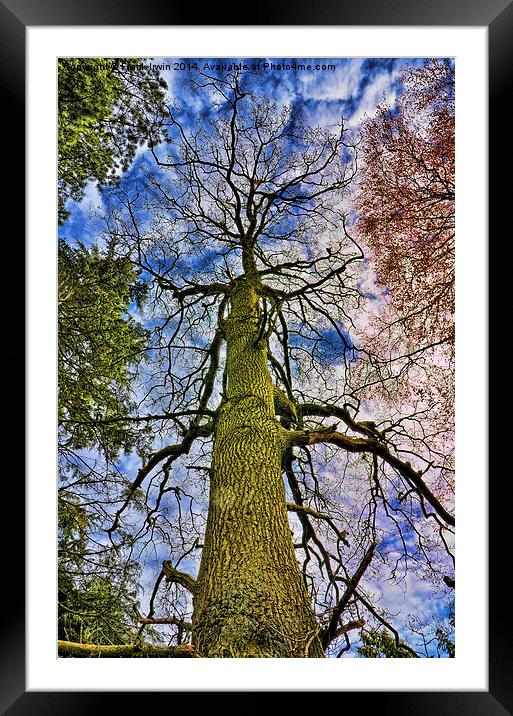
{"left": 57, "top": 640, "right": 196, "bottom": 658}
{"left": 192, "top": 277, "right": 324, "bottom": 657}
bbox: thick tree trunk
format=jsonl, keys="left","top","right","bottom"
{"left": 192, "top": 277, "right": 324, "bottom": 657}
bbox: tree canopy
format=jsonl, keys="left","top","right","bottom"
{"left": 58, "top": 239, "right": 149, "bottom": 454}
{"left": 58, "top": 58, "right": 168, "bottom": 223}
{"left": 58, "top": 239, "right": 151, "bottom": 647}
{"left": 355, "top": 59, "right": 455, "bottom": 353}
{"left": 57, "top": 59, "right": 455, "bottom": 659}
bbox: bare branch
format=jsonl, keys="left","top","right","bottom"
{"left": 321, "top": 542, "right": 376, "bottom": 649}
{"left": 162, "top": 560, "right": 197, "bottom": 594}
{"left": 289, "top": 426, "right": 454, "bottom": 527}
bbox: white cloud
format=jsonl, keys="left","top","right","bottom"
{"left": 349, "top": 70, "right": 399, "bottom": 127}
{"left": 299, "top": 59, "right": 365, "bottom": 102}
{"left": 66, "top": 179, "right": 103, "bottom": 215}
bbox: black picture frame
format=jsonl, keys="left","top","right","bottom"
{"left": 7, "top": 0, "right": 507, "bottom": 712}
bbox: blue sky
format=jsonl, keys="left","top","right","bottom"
{"left": 160, "top": 56, "right": 421, "bottom": 127}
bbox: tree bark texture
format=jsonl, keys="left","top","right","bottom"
{"left": 192, "top": 277, "right": 324, "bottom": 657}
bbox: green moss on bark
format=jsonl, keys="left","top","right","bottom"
{"left": 57, "top": 640, "right": 196, "bottom": 658}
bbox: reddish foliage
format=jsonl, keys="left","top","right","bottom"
{"left": 355, "top": 59, "right": 455, "bottom": 353}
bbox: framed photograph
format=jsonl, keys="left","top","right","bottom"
{"left": 6, "top": 0, "right": 506, "bottom": 711}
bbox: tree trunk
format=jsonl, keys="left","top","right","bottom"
{"left": 192, "top": 277, "right": 324, "bottom": 657}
